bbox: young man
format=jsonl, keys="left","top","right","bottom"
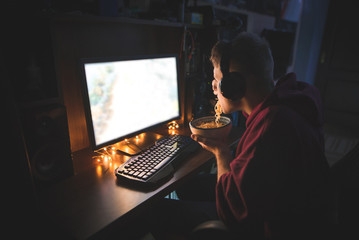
{"left": 191, "top": 32, "right": 330, "bottom": 238}
{"left": 150, "top": 32, "right": 330, "bottom": 239}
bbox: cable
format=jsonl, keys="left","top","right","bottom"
{"left": 180, "top": 29, "right": 195, "bottom": 61}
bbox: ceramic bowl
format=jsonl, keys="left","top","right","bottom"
{"left": 189, "top": 116, "right": 232, "bottom": 139}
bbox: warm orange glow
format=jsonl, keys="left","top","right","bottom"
{"left": 123, "top": 145, "right": 130, "bottom": 153}
{"left": 168, "top": 121, "right": 179, "bottom": 132}
{"left": 96, "top": 165, "right": 102, "bottom": 177}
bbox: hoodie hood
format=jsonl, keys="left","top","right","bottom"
{"left": 246, "top": 73, "right": 324, "bottom": 128}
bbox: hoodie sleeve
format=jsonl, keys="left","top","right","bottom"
{"left": 216, "top": 167, "right": 248, "bottom": 224}
{"left": 216, "top": 106, "right": 300, "bottom": 227}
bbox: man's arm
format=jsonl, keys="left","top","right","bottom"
{"left": 214, "top": 149, "right": 232, "bottom": 181}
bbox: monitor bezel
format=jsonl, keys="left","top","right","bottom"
{"left": 79, "top": 54, "right": 181, "bottom": 150}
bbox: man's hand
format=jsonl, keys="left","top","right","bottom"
{"left": 191, "top": 134, "right": 225, "bottom": 156}
{"left": 191, "top": 134, "right": 232, "bottom": 180}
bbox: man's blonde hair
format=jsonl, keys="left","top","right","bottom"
{"left": 210, "top": 32, "right": 274, "bottom": 83}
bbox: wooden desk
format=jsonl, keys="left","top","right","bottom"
{"left": 39, "top": 126, "right": 242, "bottom": 239}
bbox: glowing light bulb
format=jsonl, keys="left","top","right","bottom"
{"left": 96, "top": 165, "right": 102, "bottom": 177}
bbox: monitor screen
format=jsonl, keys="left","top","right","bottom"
{"left": 81, "top": 55, "right": 180, "bottom": 149}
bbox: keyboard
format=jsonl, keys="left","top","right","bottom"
{"left": 115, "top": 135, "right": 199, "bottom": 187}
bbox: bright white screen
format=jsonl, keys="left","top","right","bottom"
{"left": 84, "top": 57, "right": 179, "bottom": 146}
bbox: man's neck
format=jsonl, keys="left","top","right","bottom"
{"left": 242, "top": 87, "right": 272, "bottom": 115}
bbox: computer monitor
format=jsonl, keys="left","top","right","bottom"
{"left": 80, "top": 54, "right": 180, "bottom": 150}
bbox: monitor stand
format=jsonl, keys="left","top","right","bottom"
{"left": 116, "top": 132, "right": 164, "bottom": 156}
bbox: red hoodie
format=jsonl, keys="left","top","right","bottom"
{"left": 216, "top": 73, "right": 330, "bottom": 239}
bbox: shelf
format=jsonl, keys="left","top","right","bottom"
{"left": 52, "top": 14, "right": 185, "bottom": 28}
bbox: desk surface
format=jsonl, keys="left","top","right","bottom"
{"left": 40, "top": 126, "right": 242, "bottom": 239}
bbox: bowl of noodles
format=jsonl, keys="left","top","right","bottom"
{"left": 189, "top": 100, "right": 232, "bottom": 139}
{"left": 189, "top": 116, "right": 232, "bottom": 139}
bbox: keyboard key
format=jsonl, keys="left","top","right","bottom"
{"left": 138, "top": 172, "right": 146, "bottom": 178}
{"left": 153, "top": 156, "right": 171, "bottom": 170}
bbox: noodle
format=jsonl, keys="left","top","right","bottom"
{"left": 195, "top": 100, "right": 224, "bottom": 129}
{"left": 194, "top": 100, "right": 226, "bottom": 129}
{"left": 197, "top": 121, "right": 225, "bottom": 129}
{"left": 214, "top": 100, "right": 222, "bottom": 124}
